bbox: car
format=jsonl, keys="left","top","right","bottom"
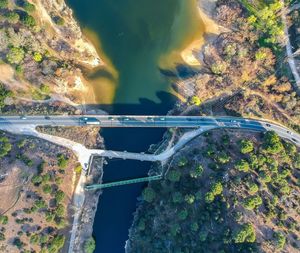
{"left": 292, "top": 138, "right": 298, "bottom": 143}
{"left": 124, "top": 117, "right": 130, "bottom": 121}
{"left": 20, "top": 115, "right": 27, "bottom": 120}
{"left": 230, "top": 120, "right": 237, "bottom": 123}
{"left": 287, "top": 130, "right": 293, "bottom": 135}
{"left": 45, "top": 116, "right": 50, "bottom": 120}
{"left": 266, "top": 123, "right": 271, "bottom": 127}
{"left": 108, "top": 117, "right": 115, "bottom": 120}
{"left": 160, "top": 117, "right": 165, "bottom": 121}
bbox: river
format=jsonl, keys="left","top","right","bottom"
{"left": 66, "top": 0, "right": 203, "bottom": 252}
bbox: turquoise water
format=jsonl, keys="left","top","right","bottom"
{"left": 67, "top": 0, "right": 202, "bottom": 105}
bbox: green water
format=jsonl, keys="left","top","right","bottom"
{"left": 67, "top": 0, "right": 203, "bottom": 105}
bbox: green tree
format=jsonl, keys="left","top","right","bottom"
{"left": 211, "top": 182, "right": 223, "bottom": 196}
{"left": 235, "top": 159, "right": 250, "bottom": 172}
{"left": 33, "top": 52, "right": 42, "bottom": 62}
{"left": 22, "top": 1, "right": 36, "bottom": 12}
{"left": 172, "top": 192, "right": 183, "bottom": 204}
{"left": 0, "top": 0, "right": 8, "bottom": 9}
{"left": 167, "top": 170, "right": 181, "bottom": 182}
{"left": 189, "top": 96, "right": 202, "bottom": 106}
{"left": 178, "top": 209, "right": 188, "bottom": 220}
{"left": 191, "top": 222, "right": 199, "bottom": 232}
{"left": 55, "top": 190, "right": 65, "bottom": 203}
{"left": 6, "top": 47, "right": 25, "bottom": 64}
{"left": 248, "top": 183, "right": 259, "bottom": 194}
{"left": 42, "top": 184, "right": 52, "bottom": 194}
{"left": 190, "top": 165, "right": 203, "bottom": 178}
{"left": 5, "top": 11, "right": 20, "bottom": 24}
{"left": 84, "top": 237, "right": 96, "bottom": 253}
{"left": 0, "top": 215, "right": 8, "bottom": 225}
{"left": 263, "top": 131, "right": 283, "bottom": 154}
{"left": 184, "top": 194, "right": 195, "bottom": 204}
{"left": 273, "top": 231, "right": 286, "bottom": 250}
{"left": 57, "top": 154, "right": 69, "bottom": 169}
{"left": 0, "top": 84, "right": 12, "bottom": 110}
{"left": 178, "top": 157, "right": 188, "bottom": 167}
{"left": 21, "top": 13, "right": 36, "bottom": 27}
{"left": 243, "top": 195, "right": 263, "bottom": 210}
{"left": 31, "top": 175, "right": 42, "bottom": 185}
{"left": 239, "top": 139, "right": 254, "bottom": 154}
{"left": 205, "top": 191, "right": 215, "bottom": 203}
{"left": 233, "top": 223, "right": 256, "bottom": 243}
{"left": 47, "top": 234, "right": 65, "bottom": 253}
{"left": 142, "top": 187, "right": 156, "bottom": 202}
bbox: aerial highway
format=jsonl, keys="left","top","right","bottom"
{"left": 0, "top": 115, "right": 299, "bottom": 145}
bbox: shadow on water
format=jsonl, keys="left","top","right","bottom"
{"left": 86, "top": 90, "right": 178, "bottom": 116}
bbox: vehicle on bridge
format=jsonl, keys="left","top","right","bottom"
{"left": 80, "top": 117, "right": 100, "bottom": 125}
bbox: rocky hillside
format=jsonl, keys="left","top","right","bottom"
{"left": 0, "top": 0, "right": 102, "bottom": 107}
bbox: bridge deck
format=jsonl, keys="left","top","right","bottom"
{"left": 85, "top": 175, "right": 162, "bottom": 190}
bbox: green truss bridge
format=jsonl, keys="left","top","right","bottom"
{"left": 85, "top": 174, "right": 162, "bottom": 190}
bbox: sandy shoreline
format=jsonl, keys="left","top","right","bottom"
{"left": 180, "top": 0, "right": 220, "bottom": 66}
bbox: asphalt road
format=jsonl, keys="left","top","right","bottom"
{"left": 0, "top": 115, "right": 299, "bottom": 145}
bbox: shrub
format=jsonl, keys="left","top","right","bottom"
{"left": 0, "top": 136, "right": 11, "bottom": 157}
{"left": 53, "top": 16, "right": 65, "bottom": 26}
{"left": 0, "top": 232, "right": 5, "bottom": 241}
{"left": 40, "top": 84, "right": 50, "bottom": 94}
{"left": 74, "top": 164, "right": 82, "bottom": 174}
{"left": 84, "top": 237, "right": 96, "bottom": 253}
{"left": 33, "top": 52, "right": 42, "bottom": 62}
{"left": 6, "top": 47, "right": 25, "bottom": 64}
{"left": 189, "top": 96, "right": 202, "bottom": 106}
{"left": 142, "top": 187, "right": 156, "bottom": 202}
